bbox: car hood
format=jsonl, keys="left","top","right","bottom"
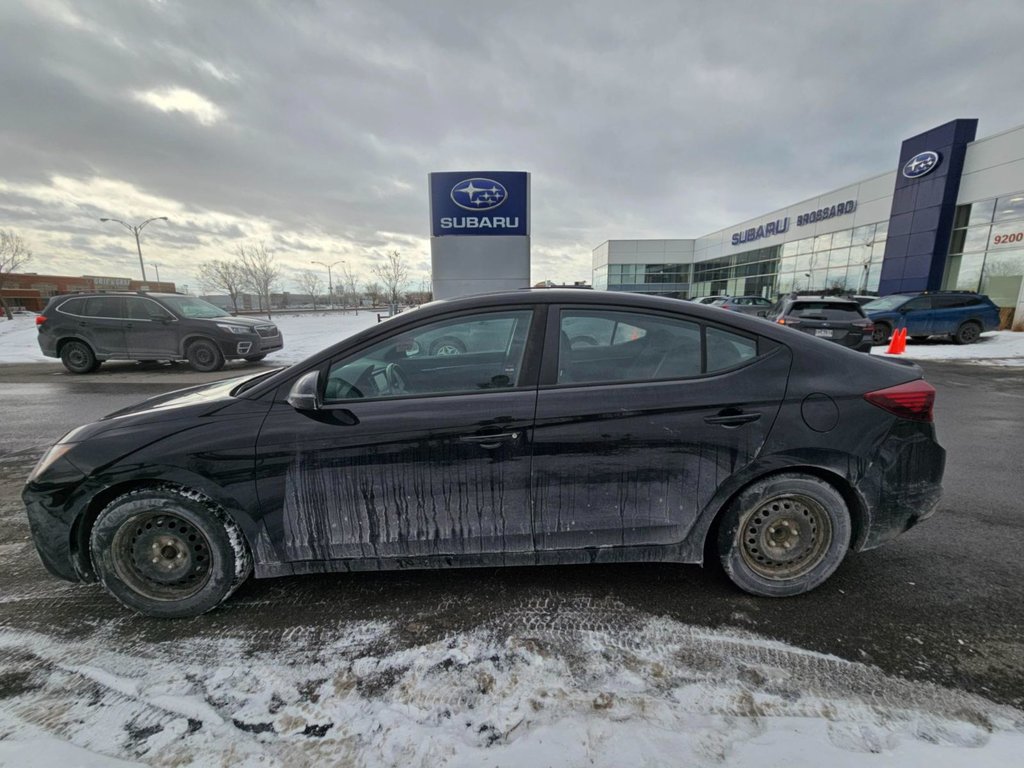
{"left": 59, "top": 370, "right": 279, "bottom": 444}
{"left": 211, "top": 316, "right": 275, "bottom": 328}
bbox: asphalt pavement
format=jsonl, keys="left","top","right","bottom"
{"left": 0, "top": 359, "right": 1021, "bottom": 710}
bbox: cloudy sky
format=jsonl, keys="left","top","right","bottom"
{"left": 2, "top": 0, "right": 1023, "bottom": 294}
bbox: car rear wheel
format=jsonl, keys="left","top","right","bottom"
{"left": 870, "top": 322, "right": 891, "bottom": 346}
{"left": 717, "top": 473, "right": 851, "bottom": 597}
{"left": 89, "top": 486, "right": 252, "bottom": 618}
{"left": 953, "top": 321, "right": 982, "bottom": 345}
{"left": 186, "top": 338, "right": 225, "bottom": 372}
{"left": 60, "top": 340, "right": 100, "bottom": 374}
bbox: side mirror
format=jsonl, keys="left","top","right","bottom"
{"left": 287, "top": 370, "right": 322, "bottom": 411}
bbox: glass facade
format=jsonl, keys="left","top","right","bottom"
{"left": 600, "top": 263, "right": 690, "bottom": 298}
{"left": 944, "top": 191, "right": 1024, "bottom": 312}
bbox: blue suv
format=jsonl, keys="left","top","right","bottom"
{"left": 863, "top": 292, "right": 1001, "bottom": 345}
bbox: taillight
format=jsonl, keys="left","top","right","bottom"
{"left": 864, "top": 380, "right": 935, "bottom": 422}
{"left": 853, "top": 319, "right": 874, "bottom": 332}
{"left": 35, "top": 315, "right": 46, "bottom": 326}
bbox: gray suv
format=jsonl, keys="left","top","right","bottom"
{"left": 35, "top": 293, "right": 284, "bottom": 373}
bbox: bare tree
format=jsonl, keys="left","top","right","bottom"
{"left": 371, "top": 250, "right": 409, "bottom": 307}
{"left": 0, "top": 229, "right": 32, "bottom": 320}
{"left": 198, "top": 260, "right": 246, "bottom": 313}
{"left": 363, "top": 280, "right": 383, "bottom": 307}
{"left": 237, "top": 241, "right": 281, "bottom": 319}
{"left": 296, "top": 270, "right": 324, "bottom": 311}
{"left": 340, "top": 263, "right": 359, "bottom": 312}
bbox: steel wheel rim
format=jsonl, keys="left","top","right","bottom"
{"left": 67, "top": 346, "right": 87, "bottom": 368}
{"left": 111, "top": 511, "right": 212, "bottom": 601}
{"left": 739, "top": 494, "right": 832, "bottom": 580}
{"left": 193, "top": 345, "right": 214, "bottom": 366}
{"left": 961, "top": 325, "right": 979, "bottom": 342}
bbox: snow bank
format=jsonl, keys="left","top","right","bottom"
{"left": 870, "top": 330, "right": 1024, "bottom": 366}
{"left": 1, "top": 607, "right": 1021, "bottom": 767}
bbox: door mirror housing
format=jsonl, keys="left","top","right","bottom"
{"left": 287, "top": 370, "right": 322, "bottom": 411}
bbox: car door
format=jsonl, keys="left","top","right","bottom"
{"left": 531, "top": 304, "right": 790, "bottom": 551}
{"left": 254, "top": 307, "right": 542, "bottom": 564}
{"left": 897, "top": 295, "right": 934, "bottom": 335}
{"left": 80, "top": 296, "right": 127, "bottom": 357}
{"left": 124, "top": 297, "right": 180, "bottom": 359}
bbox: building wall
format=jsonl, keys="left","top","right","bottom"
{"left": 593, "top": 121, "right": 1024, "bottom": 322}
{"left": 0, "top": 273, "right": 177, "bottom": 311}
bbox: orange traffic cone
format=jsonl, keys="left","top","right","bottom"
{"left": 885, "top": 327, "right": 901, "bottom": 354}
{"left": 896, "top": 327, "right": 908, "bottom": 353}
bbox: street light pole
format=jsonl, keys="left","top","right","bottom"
{"left": 99, "top": 216, "right": 169, "bottom": 282}
{"left": 153, "top": 263, "right": 161, "bottom": 285}
{"left": 311, "top": 260, "right": 344, "bottom": 311}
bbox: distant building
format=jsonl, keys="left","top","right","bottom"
{"left": 0, "top": 272, "right": 177, "bottom": 311}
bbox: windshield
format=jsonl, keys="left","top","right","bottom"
{"left": 159, "top": 296, "right": 231, "bottom": 319}
{"left": 862, "top": 295, "right": 911, "bottom": 312}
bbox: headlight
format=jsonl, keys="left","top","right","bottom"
{"left": 217, "top": 324, "right": 252, "bottom": 335}
{"left": 27, "top": 443, "right": 76, "bottom": 482}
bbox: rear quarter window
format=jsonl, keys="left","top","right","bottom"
{"left": 57, "top": 298, "right": 87, "bottom": 316}
{"left": 706, "top": 327, "right": 758, "bottom": 372}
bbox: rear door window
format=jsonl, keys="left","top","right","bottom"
{"left": 84, "top": 296, "right": 124, "bottom": 319}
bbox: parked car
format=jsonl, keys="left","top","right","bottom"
{"left": 764, "top": 295, "right": 874, "bottom": 352}
{"left": 690, "top": 296, "right": 727, "bottom": 305}
{"left": 24, "top": 289, "right": 944, "bottom": 617}
{"left": 35, "top": 292, "right": 284, "bottom": 373}
{"left": 862, "top": 291, "right": 1001, "bottom": 345}
{"left": 710, "top": 295, "right": 774, "bottom": 315}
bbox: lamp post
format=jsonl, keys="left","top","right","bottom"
{"left": 311, "top": 260, "right": 344, "bottom": 311}
{"left": 152, "top": 263, "right": 161, "bottom": 286}
{"left": 99, "top": 216, "right": 169, "bottom": 282}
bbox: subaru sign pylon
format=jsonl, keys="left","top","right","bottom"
{"left": 429, "top": 171, "right": 530, "bottom": 299}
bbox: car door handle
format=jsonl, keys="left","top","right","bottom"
{"left": 459, "top": 431, "right": 520, "bottom": 449}
{"left": 704, "top": 410, "right": 761, "bottom": 427}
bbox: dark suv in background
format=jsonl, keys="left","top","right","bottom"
{"left": 862, "top": 291, "right": 1001, "bottom": 345}
{"left": 36, "top": 293, "right": 284, "bottom": 373}
{"left": 764, "top": 295, "right": 874, "bottom": 352}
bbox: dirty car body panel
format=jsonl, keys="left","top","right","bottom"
{"left": 24, "top": 290, "right": 944, "bottom": 589}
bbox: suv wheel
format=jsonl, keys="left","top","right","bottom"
{"left": 429, "top": 337, "right": 467, "bottom": 356}
{"left": 871, "top": 322, "right": 892, "bottom": 346}
{"left": 953, "top": 321, "right": 982, "bottom": 345}
{"left": 186, "top": 339, "right": 225, "bottom": 372}
{"left": 60, "top": 340, "right": 100, "bottom": 374}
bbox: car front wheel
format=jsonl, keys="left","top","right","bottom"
{"left": 186, "top": 338, "right": 225, "bottom": 372}
{"left": 717, "top": 473, "right": 851, "bottom": 597}
{"left": 870, "top": 322, "right": 891, "bottom": 346}
{"left": 89, "top": 486, "right": 252, "bottom": 618}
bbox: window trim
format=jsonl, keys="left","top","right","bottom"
{"left": 57, "top": 296, "right": 126, "bottom": 321}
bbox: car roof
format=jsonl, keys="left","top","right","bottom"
{"left": 788, "top": 295, "right": 860, "bottom": 303}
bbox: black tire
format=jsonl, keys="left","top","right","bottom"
{"left": 60, "top": 340, "right": 100, "bottom": 374}
{"left": 243, "top": 354, "right": 267, "bottom": 363}
{"left": 870, "top": 322, "right": 891, "bottom": 346}
{"left": 717, "top": 473, "right": 851, "bottom": 597}
{"left": 89, "top": 486, "right": 252, "bottom": 618}
{"left": 429, "top": 336, "right": 467, "bottom": 356}
{"left": 186, "top": 338, "right": 225, "bottom": 372}
{"left": 953, "top": 321, "right": 982, "bottom": 345}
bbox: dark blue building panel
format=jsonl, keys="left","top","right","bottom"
{"left": 878, "top": 119, "right": 977, "bottom": 295}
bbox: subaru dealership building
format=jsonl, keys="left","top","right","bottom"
{"left": 592, "top": 119, "right": 1024, "bottom": 325}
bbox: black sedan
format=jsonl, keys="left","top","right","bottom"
{"left": 23, "top": 290, "right": 945, "bottom": 617}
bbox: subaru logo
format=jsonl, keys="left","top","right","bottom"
{"left": 451, "top": 177, "right": 508, "bottom": 212}
{"left": 902, "top": 151, "right": 940, "bottom": 179}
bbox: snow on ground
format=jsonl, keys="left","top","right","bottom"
{"left": 2, "top": 311, "right": 1023, "bottom": 367}
{"left": 1, "top": 605, "right": 1022, "bottom": 767}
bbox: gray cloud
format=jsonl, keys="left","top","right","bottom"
{"left": 2, "top": 0, "right": 1023, "bottom": 292}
